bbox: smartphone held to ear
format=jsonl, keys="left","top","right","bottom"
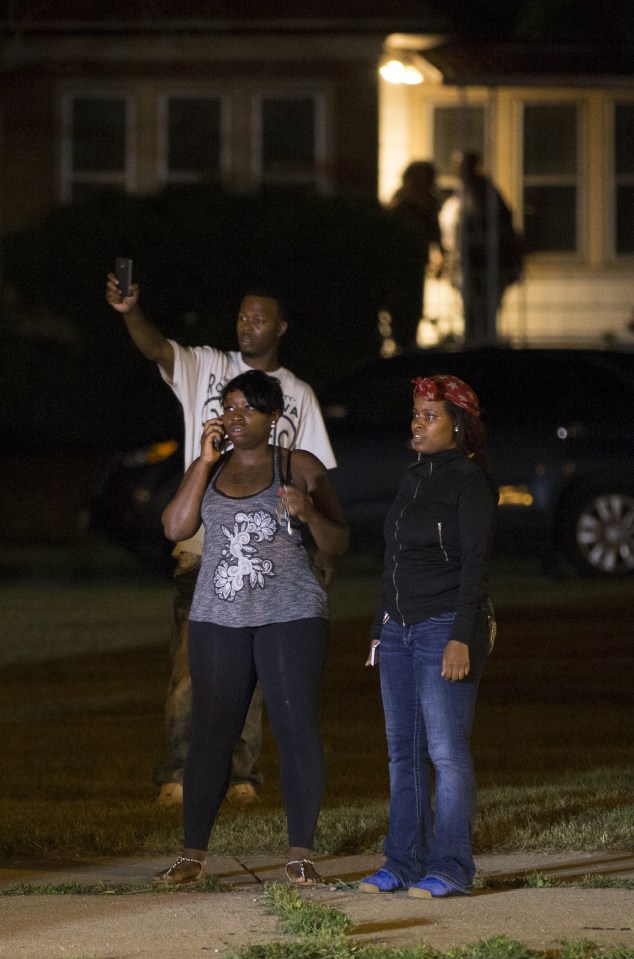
{"left": 212, "top": 432, "right": 227, "bottom": 452}
{"left": 115, "top": 257, "right": 133, "bottom": 297}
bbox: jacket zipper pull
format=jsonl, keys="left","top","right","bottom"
{"left": 437, "top": 521, "right": 449, "bottom": 562}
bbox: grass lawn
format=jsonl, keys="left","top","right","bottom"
{"left": 1, "top": 545, "right": 633, "bottom": 860}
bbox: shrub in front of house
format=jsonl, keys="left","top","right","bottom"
{"left": 0, "top": 187, "right": 421, "bottom": 448}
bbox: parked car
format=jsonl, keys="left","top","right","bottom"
{"left": 89, "top": 438, "right": 183, "bottom": 573}
{"left": 89, "top": 347, "right": 634, "bottom": 577}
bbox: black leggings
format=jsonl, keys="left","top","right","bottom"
{"left": 184, "top": 617, "right": 328, "bottom": 851}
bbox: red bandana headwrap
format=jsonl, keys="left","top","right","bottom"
{"left": 412, "top": 375, "right": 480, "bottom": 417}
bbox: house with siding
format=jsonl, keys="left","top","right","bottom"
{"left": 378, "top": 39, "right": 634, "bottom": 345}
{"left": 1, "top": 4, "right": 633, "bottom": 346}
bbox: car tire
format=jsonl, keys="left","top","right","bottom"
{"left": 557, "top": 488, "right": 634, "bottom": 576}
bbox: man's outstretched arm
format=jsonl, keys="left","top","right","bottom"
{"left": 106, "top": 273, "right": 174, "bottom": 379}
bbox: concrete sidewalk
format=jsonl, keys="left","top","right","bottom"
{"left": 2, "top": 850, "right": 633, "bottom": 958}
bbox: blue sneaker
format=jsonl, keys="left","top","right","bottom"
{"left": 408, "top": 876, "right": 469, "bottom": 899}
{"left": 358, "top": 868, "right": 404, "bottom": 893}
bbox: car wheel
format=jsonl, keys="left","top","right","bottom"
{"left": 559, "top": 490, "right": 634, "bottom": 576}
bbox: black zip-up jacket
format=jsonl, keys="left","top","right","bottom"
{"left": 373, "top": 447, "right": 498, "bottom": 653}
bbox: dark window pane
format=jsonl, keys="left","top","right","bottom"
{"left": 261, "top": 98, "right": 315, "bottom": 176}
{"left": 72, "top": 98, "right": 125, "bottom": 172}
{"left": 524, "top": 104, "right": 577, "bottom": 176}
{"left": 616, "top": 185, "right": 634, "bottom": 253}
{"left": 615, "top": 104, "right": 634, "bottom": 255}
{"left": 168, "top": 98, "right": 221, "bottom": 176}
{"left": 615, "top": 103, "right": 634, "bottom": 176}
{"left": 433, "top": 106, "right": 485, "bottom": 177}
{"left": 257, "top": 182, "right": 318, "bottom": 198}
{"left": 523, "top": 185, "right": 577, "bottom": 252}
{"left": 71, "top": 183, "right": 125, "bottom": 203}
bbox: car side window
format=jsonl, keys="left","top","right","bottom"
{"left": 472, "top": 353, "right": 634, "bottom": 429}
{"left": 322, "top": 373, "right": 412, "bottom": 428}
{"left": 321, "top": 350, "right": 634, "bottom": 432}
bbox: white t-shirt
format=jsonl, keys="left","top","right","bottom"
{"left": 160, "top": 342, "right": 337, "bottom": 555}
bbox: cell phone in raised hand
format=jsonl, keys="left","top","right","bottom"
{"left": 212, "top": 430, "right": 228, "bottom": 452}
{"left": 115, "top": 257, "right": 133, "bottom": 297}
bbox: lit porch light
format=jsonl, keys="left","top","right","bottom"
{"left": 379, "top": 57, "right": 406, "bottom": 83}
{"left": 379, "top": 53, "right": 424, "bottom": 85}
{"left": 401, "top": 62, "right": 424, "bottom": 85}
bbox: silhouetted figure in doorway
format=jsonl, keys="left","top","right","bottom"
{"left": 440, "top": 152, "right": 522, "bottom": 346}
{"left": 386, "top": 161, "right": 442, "bottom": 351}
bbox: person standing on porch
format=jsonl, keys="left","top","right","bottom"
{"left": 440, "top": 152, "right": 523, "bottom": 346}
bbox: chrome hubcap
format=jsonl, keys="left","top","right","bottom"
{"left": 576, "top": 493, "right": 634, "bottom": 573}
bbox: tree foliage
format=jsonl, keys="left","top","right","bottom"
{"left": 429, "top": 0, "right": 633, "bottom": 41}
{"left": 1, "top": 187, "right": 421, "bottom": 450}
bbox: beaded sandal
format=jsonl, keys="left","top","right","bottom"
{"left": 285, "top": 858, "right": 323, "bottom": 885}
{"left": 153, "top": 855, "right": 206, "bottom": 884}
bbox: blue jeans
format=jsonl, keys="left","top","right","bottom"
{"left": 378, "top": 614, "right": 482, "bottom": 892}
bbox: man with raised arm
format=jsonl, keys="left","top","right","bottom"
{"left": 106, "top": 275, "right": 336, "bottom": 806}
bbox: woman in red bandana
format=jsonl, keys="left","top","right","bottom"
{"left": 359, "top": 374, "right": 498, "bottom": 899}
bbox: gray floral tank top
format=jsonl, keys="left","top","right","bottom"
{"left": 190, "top": 447, "right": 328, "bottom": 627}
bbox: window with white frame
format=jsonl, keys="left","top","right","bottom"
{"left": 158, "top": 96, "right": 226, "bottom": 186}
{"left": 252, "top": 94, "right": 326, "bottom": 193}
{"left": 522, "top": 103, "right": 578, "bottom": 254}
{"left": 615, "top": 102, "right": 634, "bottom": 255}
{"left": 60, "top": 93, "right": 133, "bottom": 203}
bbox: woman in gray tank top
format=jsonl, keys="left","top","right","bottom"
{"left": 154, "top": 369, "right": 349, "bottom": 887}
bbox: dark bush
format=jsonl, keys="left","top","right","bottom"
{"left": 1, "top": 187, "right": 421, "bottom": 450}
